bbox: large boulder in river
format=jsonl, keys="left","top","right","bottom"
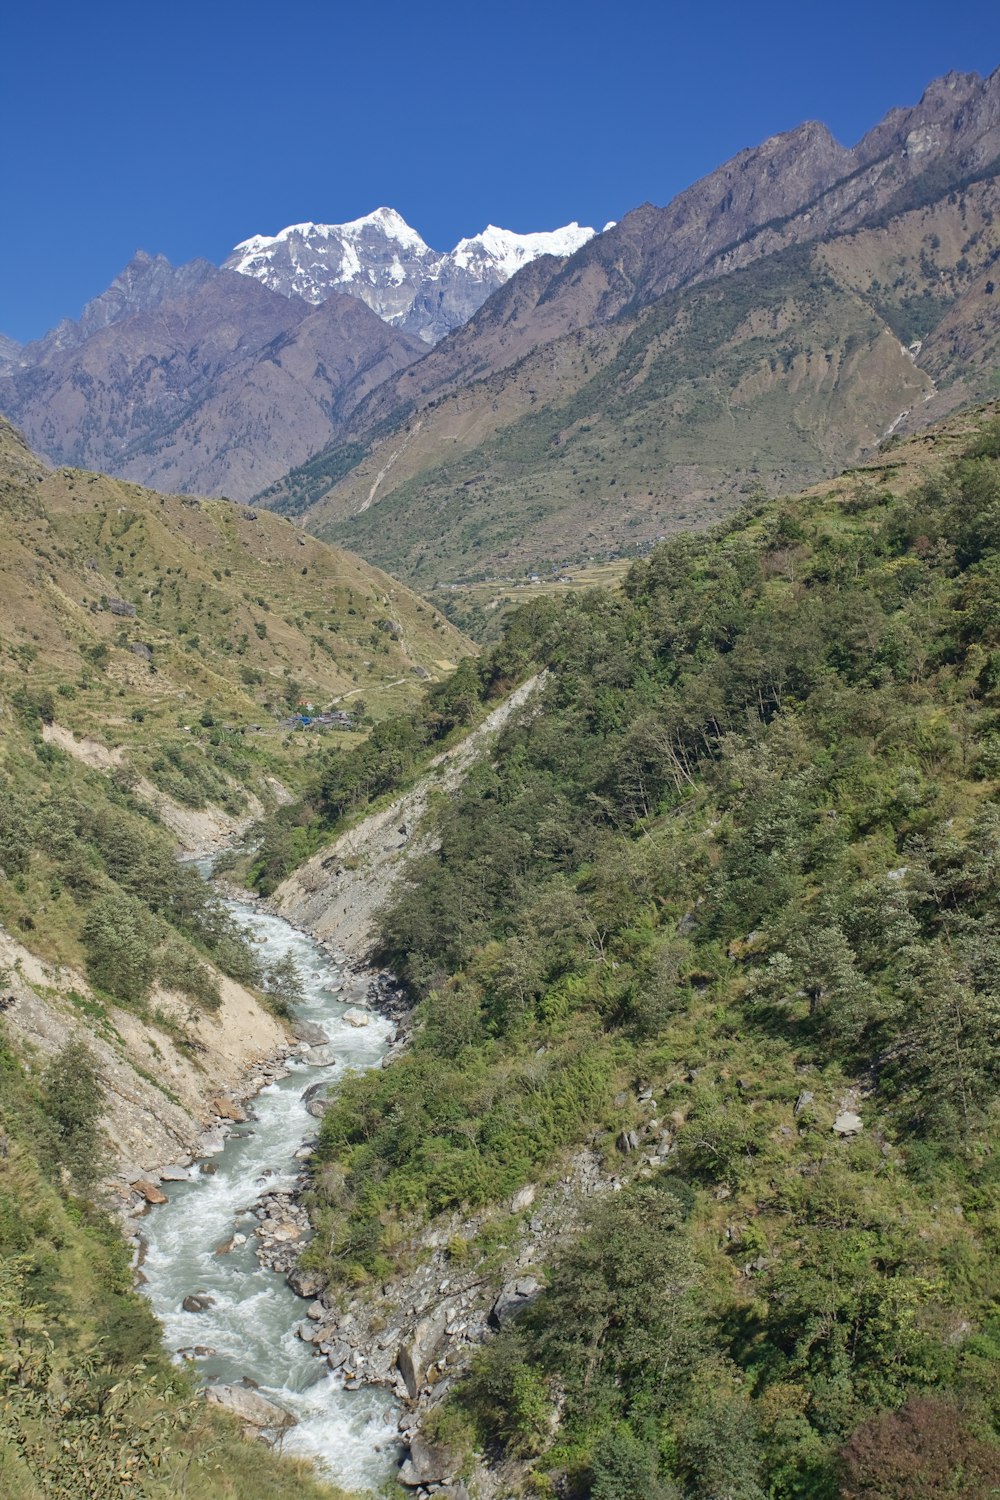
{"left": 205, "top": 1383, "right": 297, "bottom": 1431}
{"left": 292, "top": 1018, "right": 329, "bottom": 1046}
{"left": 301, "top": 1081, "right": 331, "bottom": 1117}
{"left": 302, "top": 1043, "right": 336, "bottom": 1067}
{"left": 182, "top": 1293, "right": 216, "bottom": 1313}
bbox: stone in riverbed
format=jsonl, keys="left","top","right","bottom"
{"left": 182, "top": 1293, "right": 216, "bottom": 1313}
{"left": 212, "top": 1097, "right": 248, "bottom": 1123}
{"left": 204, "top": 1383, "right": 297, "bottom": 1431}
{"left": 302, "top": 1043, "right": 336, "bottom": 1067}
{"left": 292, "top": 1019, "right": 329, "bottom": 1046}
{"left": 197, "top": 1127, "right": 227, "bottom": 1156}
{"left": 215, "top": 1233, "right": 247, "bottom": 1255}
{"left": 134, "top": 1179, "right": 167, "bottom": 1204}
{"left": 287, "top": 1265, "right": 324, "bottom": 1298}
{"left": 159, "top": 1165, "right": 191, "bottom": 1182}
{"left": 342, "top": 1008, "right": 370, "bottom": 1028}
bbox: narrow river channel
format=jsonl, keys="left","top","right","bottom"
{"left": 140, "top": 880, "right": 401, "bottom": 1491}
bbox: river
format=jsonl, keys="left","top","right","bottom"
{"left": 140, "top": 884, "right": 401, "bottom": 1492}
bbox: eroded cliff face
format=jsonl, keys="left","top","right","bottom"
{"left": 0, "top": 924, "right": 289, "bottom": 1177}
{"left": 271, "top": 674, "right": 545, "bottom": 954}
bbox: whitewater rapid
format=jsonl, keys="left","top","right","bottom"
{"left": 140, "top": 891, "right": 401, "bottom": 1490}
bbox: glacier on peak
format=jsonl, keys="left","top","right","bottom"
{"left": 223, "top": 209, "right": 598, "bottom": 344}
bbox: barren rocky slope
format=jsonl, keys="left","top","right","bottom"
{"left": 0, "top": 263, "right": 425, "bottom": 500}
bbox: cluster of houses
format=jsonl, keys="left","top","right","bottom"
{"left": 277, "top": 705, "right": 357, "bottom": 732}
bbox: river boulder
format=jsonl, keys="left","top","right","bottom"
{"left": 134, "top": 1179, "right": 167, "bottom": 1204}
{"left": 287, "top": 1265, "right": 324, "bottom": 1298}
{"left": 302, "top": 1043, "right": 336, "bottom": 1067}
{"left": 182, "top": 1293, "right": 216, "bottom": 1313}
{"left": 212, "top": 1097, "right": 248, "bottom": 1123}
{"left": 205, "top": 1382, "right": 297, "bottom": 1431}
{"left": 292, "top": 1018, "right": 329, "bottom": 1046}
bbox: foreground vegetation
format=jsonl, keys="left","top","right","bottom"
{"left": 299, "top": 411, "right": 1000, "bottom": 1496}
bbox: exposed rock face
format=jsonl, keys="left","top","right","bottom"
{"left": 398, "top": 1433, "right": 457, "bottom": 1487}
{"left": 224, "top": 207, "right": 596, "bottom": 345}
{"left": 0, "top": 331, "right": 21, "bottom": 374}
{"left": 0, "top": 920, "right": 289, "bottom": 1178}
{"left": 272, "top": 674, "right": 545, "bottom": 954}
{"left": 13, "top": 251, "right": 217, "bottom": 367}
{"left": 490, "top": 1277, "right": 542, "bottom": 1328}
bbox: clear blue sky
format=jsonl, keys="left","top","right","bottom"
{"left": 3, "top": 0, "right": 997, "bottom": 342}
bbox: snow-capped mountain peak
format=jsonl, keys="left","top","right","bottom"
{"left": 452, "top": 222, "right": 595, "bottom": 279}
{"left": 224, "top": 210, "right": 597, "bottom": 344}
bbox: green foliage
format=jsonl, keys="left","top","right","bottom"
{"left": 41, "top": 1040, "right": 105, "bottom": 1187}
{"left": 296, "top": 417, "right": 1000, "bottom": 1496}
{"left": 248, "top": 639, "right": 543, "bottom": 894}
{"left": 0, "top": 742, "right": 262, "bottom": 1014}
{"left": 82, "top": 890, "right": 158, "bottom": 1003}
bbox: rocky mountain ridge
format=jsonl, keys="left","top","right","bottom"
{"left": 1, "top": 66, "right": 996, "bottom": 527}
{"left": 293, "top": 67, "right": 999, "bottom": 448}
{"left": 223, "top": 206, "right": 596, "bottom": 344}
{"left": 0, "top": 264, "right": 427, "bottom": 498}
{"left": 269, "top": 66, "right": 1000, "bottom": 587}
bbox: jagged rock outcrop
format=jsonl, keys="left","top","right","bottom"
{"left": 0, "top": 266, "right": 424, "bottom": 500}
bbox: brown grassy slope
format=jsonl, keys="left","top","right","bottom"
{"left": 0, "top": 419, "right": 470, "bottom": 755}
{"left": 293, "top": 176, "right": 1000, "bottom": 592}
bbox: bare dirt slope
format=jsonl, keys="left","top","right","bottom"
{"left": 272, "top": 674, "right": 544, "bottom": 954}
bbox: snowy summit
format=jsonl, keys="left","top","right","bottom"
{"left": 224, "top": 209, "right": 596, "bottom": 344}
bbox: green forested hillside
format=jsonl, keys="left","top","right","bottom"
{"left": 298, "top": 409, "right": 1000, "bottom": 1497}
{"left": 0, "top": 719, "right": 354, "bottom": 1498}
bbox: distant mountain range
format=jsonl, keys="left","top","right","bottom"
{"left": 265, "top": 67, "right": 1000, "bottom": 586}
{"left": 224, "top": 207, "right": 596, "bottom": 344}
{"left": 0, "top": 211, "right": 596, "bottom": 497}
{"left": 0, "top": 67, "right": 997, "bottom": 548}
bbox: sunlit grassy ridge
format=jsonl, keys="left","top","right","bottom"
{"left": 0, "top": 417, "right": 470, "bottom": 783}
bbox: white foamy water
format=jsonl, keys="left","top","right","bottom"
{"left": 141, "top": 889, "right": 401, "bottom": 1491}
